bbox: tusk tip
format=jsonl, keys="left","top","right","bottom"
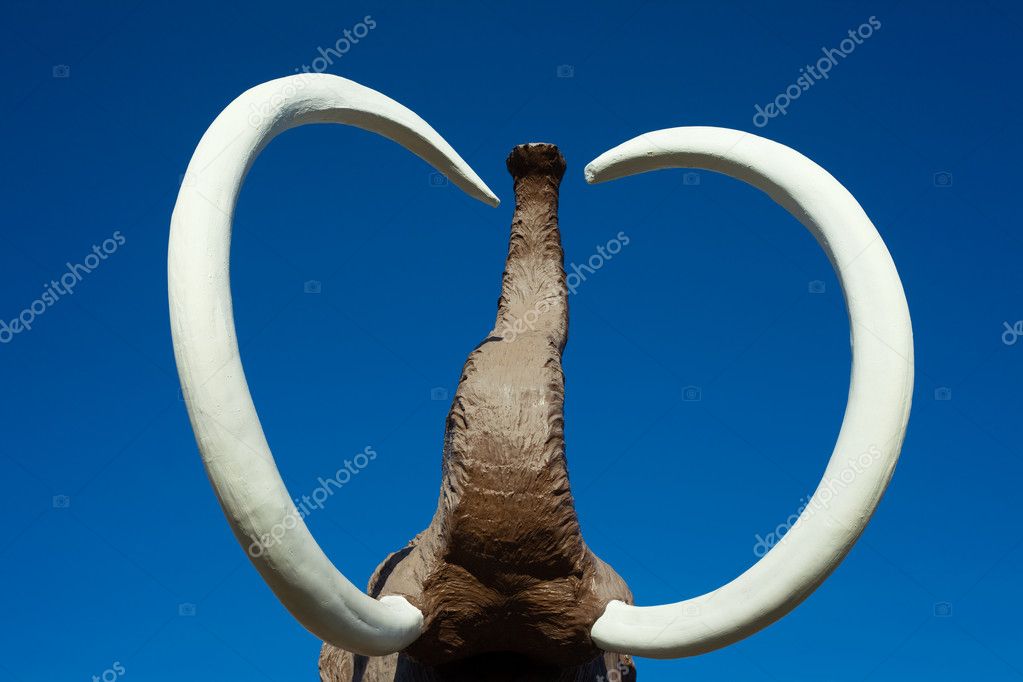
{"left": 459, "top": 177, "right": 500, "bottom": 207}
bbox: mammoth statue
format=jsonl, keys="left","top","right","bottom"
{"left": 169, "top": 75, "right": 913, "bottom": 681}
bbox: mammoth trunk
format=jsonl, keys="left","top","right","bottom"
{"left": 495, "top": 143, "right": 570, "bottom": 348}
{"left": 410, "top": 144, "right": 600, "bottom": 666}
{"left": 321, "top": 144, "right": 635, "bottom": 681}
{"left": 442, "top": 144, "right": 578, "bottom": 574}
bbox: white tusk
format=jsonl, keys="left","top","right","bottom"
{"left": 168, "top": 74, "right": 498, "bottom": 657}
{"left": 585, "top": 127, "right": 913, "bottom": 659}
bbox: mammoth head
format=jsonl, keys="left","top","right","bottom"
{"left": 169, "top": 76, "right": 913, "bottom": 680}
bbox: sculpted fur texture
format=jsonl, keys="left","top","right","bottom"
{"left": 320, "top": 144, "right": 636, "bottom": 681}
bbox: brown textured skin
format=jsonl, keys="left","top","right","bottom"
{"left": 320, "top": 145, "right": 636, "bottom": 682}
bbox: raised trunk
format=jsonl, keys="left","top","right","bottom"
{"left": 321, "top": 145, "right": 635, "bottom": 682}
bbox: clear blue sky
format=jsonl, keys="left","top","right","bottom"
{"left": 2, "top": 1, "right": 1021, "bottom": 680}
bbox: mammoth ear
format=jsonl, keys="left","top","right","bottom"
{"left": 168, "top": 74, "right": 498, "bottom": 657}
{"left": 585, "top": 127, "right": 913, "bottom": 659}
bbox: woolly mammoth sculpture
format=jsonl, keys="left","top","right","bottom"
{"left": 169, "top": 75, "right": 913, "bottom": 681}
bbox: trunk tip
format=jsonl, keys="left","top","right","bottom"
{"left": 506, "top": 143, "right": 566, "bottom": 181}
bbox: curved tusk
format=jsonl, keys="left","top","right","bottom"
{"left": 168, "top": 74, "right": 498, "bottom": 657}
{"left": 585, "top": 127, "right": 913, "bottom": 659}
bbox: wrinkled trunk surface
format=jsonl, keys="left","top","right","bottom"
{"left": 321, "top": 144, "right": 635, "bottom": 682}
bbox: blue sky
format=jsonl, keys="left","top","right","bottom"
{"left": 2, "top": 1, "right": 1021, "bottom": 680}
